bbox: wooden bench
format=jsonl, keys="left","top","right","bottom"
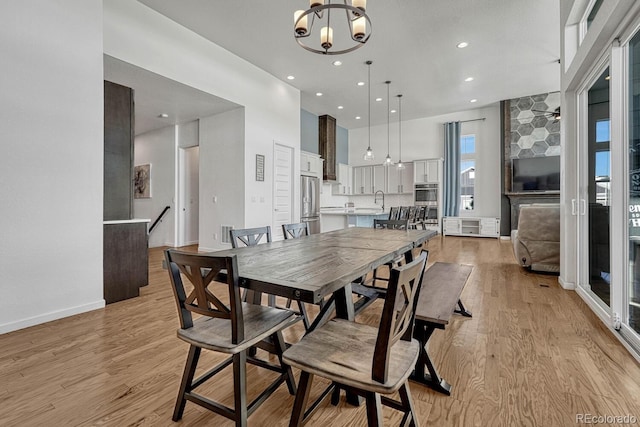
{"left": 411, "top": 262, "right": 473, "bottom": 395}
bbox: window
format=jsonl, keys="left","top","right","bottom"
{"left": 586, "top": 0, "right": 604, "bottom": 29}
{"left": 460, "top": 135, "right": 475, "bottom": 210}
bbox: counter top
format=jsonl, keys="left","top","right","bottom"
{"left": 320, "top": 208, "right": 387, "bottom": 216}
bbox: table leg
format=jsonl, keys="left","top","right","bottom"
{"left": 410, "top": 321, "right": 452, "bottom": 395}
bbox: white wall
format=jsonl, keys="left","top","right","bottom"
{"left": 134, "top": 126, "right": 176, "bottom": 247}
{"left": 348, "top": 104, "right": 502, "bottom": 217}
{"left": 199, "top": 109, "right": 246, "bottom": 251}
{"left": 0, "top": 1, "right": 104, "bottom": 333}
{"left": 103, "top": 0, "right": 301, "bottom": 236}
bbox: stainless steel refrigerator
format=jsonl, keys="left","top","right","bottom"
{"left": 301, "top": 175, "right": 320, "bottom": 234}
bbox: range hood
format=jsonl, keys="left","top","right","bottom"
{"left": 319, "top": 114, "right": 337, "bottom": 181}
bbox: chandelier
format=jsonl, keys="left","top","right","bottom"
{"left": 294, "top": 1, "right": 372, "bottom": 55}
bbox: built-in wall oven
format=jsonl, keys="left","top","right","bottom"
{"left": 414, "top": 183, "right": 438, "bottom": 205}
{"left": 414, "top": 183, "right": 439, "bottom": 227}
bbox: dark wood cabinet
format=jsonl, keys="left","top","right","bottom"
{"left": 104, "top": 81, "right": 134, "bottom": 221}
{"left": 319, "top": 114, "right": 336, "bottom": 181}
{"left": 103, "top": 221, "right": 149, "bottom": 304}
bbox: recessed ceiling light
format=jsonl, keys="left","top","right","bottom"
{"left": 333, "top": 60, "right": 342, "bottom": 66}
{"left": 287, "top": 75, "right": 295, "bottom": 80}
{"left": 465, "top": 77, "right": 474, "bottom": 82}
{"left": 470, "top": 99, "right": 477, "bottom": 103}
{"left": 355, "top": 116, "right": 361, "bottom": 120}
{"left": 338, "top": 105, "right": 344, "bottom": 109}
{"left": 357, "top": 81, "right": 365, "bottom": 86}
{"left": 158, "top": 113, "right": 169, "bottom": 118}
{"left": 390, "top": 109, "right": 397, "bottom": 113}
{"left": 316, "top": 92, "right": 323, "bottom": 96}
{"left": 457, "top": 42, "right": 469, "bottom": 48}
{"left": 375, "top": 98, "right": 382, "bottom": 102}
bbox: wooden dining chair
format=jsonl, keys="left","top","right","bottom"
{"left": 281, "top": 222, "right": 312, "bottom": 330}
{"left": 398, "top": 206, "right": 411, "bottom": 220}
{"left": 373, "top": 219, "right": 409, "bottom": 230}
{"left": 388, "top": 206, "right": 400, "bottom": 220}
{"left": 283, "top": 252, "right": 428, "bottom": 427}
{"left": 282, "top": 222, "right": 310, "bottom": 239}
{"left": 369, "top": 219, "right": 411, "bottom": 299}
{"left": 230, "top": 226, "right": 276, "bottom": 306}
{"left": 164, "top": 250, "right": 300, "bottom": 426}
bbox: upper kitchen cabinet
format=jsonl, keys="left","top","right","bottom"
{"left": 319, "top": 114, "right": 337, "bottom": 181}
{"left": 300, "top": 150, "right": 323, "bottom": 178}
{"left": 332, "top": 163, "right": 352, "bottom": 195}
{"left": 387, "top": 162, "right": 414, "bottom": 194}
{"left": 414, "top": 158, "right": 441, "bottom": 184}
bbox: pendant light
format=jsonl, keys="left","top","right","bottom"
{"left": 363, "top": 60, "right": 375, "bottom": 161}
{"left": 383, "top": 81, "right": 393, "bottom": 166}
{"left": 396, "top": 94, "right": 405, "bottom": 170}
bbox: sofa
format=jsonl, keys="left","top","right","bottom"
{"left": 511, "top": 203, "right": 560, "bottom": 273}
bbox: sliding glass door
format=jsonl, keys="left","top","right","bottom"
{"left": 627, "top": 31, "right": 640, "bottom": 340}
{"left": 579, "top": 67, "right": 612, "bottom": 311}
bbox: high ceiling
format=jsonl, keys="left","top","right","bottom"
{"left": 134, "top": 0, "right": 560, "bottom": 130}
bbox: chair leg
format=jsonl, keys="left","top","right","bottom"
{"left": 233, "top": 351, "right": 248, "bottom": 427}
{"left": 398, "top": 382, "right": 419, "bottom": 427}
{"left": 289, "top": 371, "right": 314, "bottom": 427}
{"left": 365, "top": 391, "right": 383, "bottom": 427}
{"left": 173, "top": 345, "right": 201, "bottom": 421}
{"left": 273, "top": 331, "right": 297, "bottom": 395}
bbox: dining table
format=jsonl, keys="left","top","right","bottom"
{"left": 209, "top": 226, "right": 435, "bottom": 330}
{"left": 208, "top": 226, "right": 436, "bottom": 405}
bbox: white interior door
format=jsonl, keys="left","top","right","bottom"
{"left": 273, "top": 143, "right": 293, "bottom": 241}
{"left": 177, "top": 146, "right": 199, "bottom": 247}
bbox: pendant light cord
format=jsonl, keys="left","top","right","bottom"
{"left": 398, "top": 94, "right": 402, "bottom": 162}
{"left": 368, "top": 61, "right": 371, "bottom": 150}
{"left": 386, "top": 81, "right": 391, "bottom": 158}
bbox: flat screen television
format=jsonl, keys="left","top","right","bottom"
{"left": 512, "top": 156, "right": 560, "bottom": 192}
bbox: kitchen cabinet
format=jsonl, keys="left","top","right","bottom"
{"left": 387, "top": 162, "right": 414, "bottom": 194}
{"left": 332, "top": 163, "right": 352, "bottom": 195}
{"left": 414, "top": 158, "right": 440, "bottom": 184}
{"left": 353, "top": 165, "right": 384, "bottom": 194}
{"left": 353, "top": 166, "right": 373, "bottom": 194}
{"left": 372, "top": 165, "right": 385, "bottom": 194}
{"left": 319, "top": 114, "right": 337, "bottom": 181}
{"left": 443, "top": 217, "right": 500, "bottom": 238}
{"left": 301, "top": 151, "right": 323, "bottom": 177}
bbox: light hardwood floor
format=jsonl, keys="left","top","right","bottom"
{"left": 1, "top": 236, "right": 639, "bottom": 426}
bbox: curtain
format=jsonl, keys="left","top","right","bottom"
{"left": 443, "top": 121, "right": 461, "bottom": 217}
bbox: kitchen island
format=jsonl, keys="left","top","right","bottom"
{"left": 320, "top": 208, "right": 389, "bottom": 232}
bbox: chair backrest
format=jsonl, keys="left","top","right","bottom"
{"left": 165, "top": 250, "right": 245, "bottom": 344}
{"left": 372, "top": 251, "right": 428, "bottom": 383}
{"left": 282, "top": 222, "right": 310, "bottom": 239}
{"left": 416, "top": 206, "right": 427, "bottom": 221}
{"left": 373, "top": 219, "right": 409, "bottom": 230}
{"left": 388, "top": 207, "right": 400, "bottom": 220}
{"left": 407, "top": 206, "right": 418, "bottom": 222}
{"left": 230, "top": 226, "right": 272, "bottom": 248}
{"left": 398, "top": 206, "right": 410, "bottom": 220}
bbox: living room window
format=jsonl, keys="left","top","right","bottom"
{"left": 460, "top": 134, "right": 475, "bottom": 210}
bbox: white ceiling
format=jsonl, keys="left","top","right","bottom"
{"left": 134, "top": 0, "right": 561, "bottom": 130}
{"left": 103, "top": 55, "right": 240, "bottom": 135}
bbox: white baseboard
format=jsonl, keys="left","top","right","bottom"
{"left": 500, "top": 236, "right": 511, "bottom": 240}
{"left": 558, "top": 275, "right": 576, "bottom": 290}
{"left": 0, "top": 300, "right": 105, "bottom": 335}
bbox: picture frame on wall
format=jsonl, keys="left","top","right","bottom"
{"left": 134, "top": 164, "right": 151, "bottom": 198}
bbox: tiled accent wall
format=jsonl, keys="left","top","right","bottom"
{"left": 509, "top": 92, "right": 561, "bottom": 158}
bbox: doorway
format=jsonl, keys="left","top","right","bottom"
{"left": 272, "top": 143, "right": 294, "bottom": 241}
{"left": 177, "top": 146, "right": 199, "bottom": 247}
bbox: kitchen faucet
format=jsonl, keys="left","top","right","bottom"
{"left": 374, "top": 190, "right": 385, "bottom": 212}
